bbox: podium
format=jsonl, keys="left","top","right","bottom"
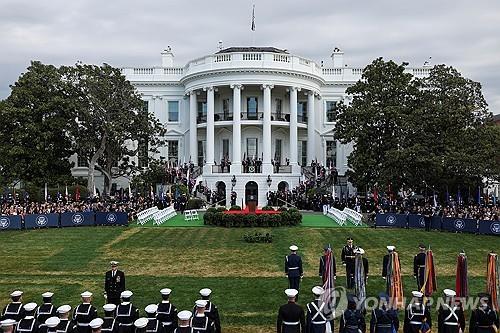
{"left": 247, "top": 195, "right": 257, "bottom": 213}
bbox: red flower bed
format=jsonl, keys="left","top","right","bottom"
{"left": 223, "top": 207, "right": 280, "bottom": 215}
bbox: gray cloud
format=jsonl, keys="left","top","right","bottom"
{"left": 1, "top": 0, "right": 499, "bottom": 113}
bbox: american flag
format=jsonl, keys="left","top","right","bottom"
{"left": 251, "top": 5, "right": 256, "bottom": 31}
{"left": 321, "top": 244, "right": 336, "bottom": 319}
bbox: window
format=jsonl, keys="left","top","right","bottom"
{"left": 223, "top": 99, "right": 230, "bottom": 120}
{"left": 298, "top": 101, "right": 307, "bottom": 123}
{"left": 168, "top": 101, "right": 179, "bottom": 122}
{"left": 300, "top": 141, "right": 307, "bottom": 166}
{"left": 167, "top": 140, "right": 179, "bottom": 163}
{"left": 197, "top": 101, "right": 207, "bottom": 123}
{"left": 138, "top": 139, "right": 148, "bottom": 168}
{"left": 326, "top": 141, "right": 337, "bottom": 168}
{"left": 142, "top": 100, "right": 149, "bottom": 113}
{"left": 222, "top": 139, "right": 229, "bottom": 159}
{"left": 275, "top": 99, "right": 283, "bottom": 120}
{"left": 247, "top": 97, "right": 258, "bottom": 119}
{"left": 77, "top": 155, "right": 88, "bottom": 167}
{"left": 198, "top": 140, "right": 205, "bottom": 166}
{"left": 247, "top": 138, "right": 258, "bottom": 158}
{"left": 326, "top": 101, "right": 338, "bottom": 122}
{"left": 275, "top": 139, "right": 282, "bottom": 163}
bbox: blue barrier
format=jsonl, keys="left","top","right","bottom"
{"left": 95, "top": 212, "right": 128, "bottom": 226}
{"left": 0, "top": 215, "right": 22, "bottom": 231}
{"left": 408, "top": 214, "right": 426, "bottom": 229}
{"left": 60, "top": 212, "right": 95, "bottom": 227}
{"left": 376, "top": 213, "right": 408, "bottom": 228}
{"left": 441, "top": 217, "right": 477, "bottom": 233}
{"left": 478, "top": 220, "right": 500, "bottom": 236}
{"left": 25, "top": 214, "right": 59, "bottom": 229}
{"left": 431, "top": 216, "right": 442, "bottom": 230}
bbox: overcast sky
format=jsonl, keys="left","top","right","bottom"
{"left": 1, "top": 0, "right": 499, "bottom": 113}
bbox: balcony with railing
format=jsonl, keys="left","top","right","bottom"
{"left": 271, "top": 112, "right": 290, "bottom": 122}
{"left": 242, "top": 165, "right": 262, "bottom": 173}
{"left": 215, "top": 112, "right": 233, "bottom": 121}
{"left": 297, "top": 114, "right": 308, "bottom": 124}
{"left": 274, "top": 165, "right": 292, "bottom": 173}
{"left": 212, "top": 165, "right": 230, "bottom": 173}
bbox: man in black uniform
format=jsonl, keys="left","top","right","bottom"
{"left": 133, "top": 318, "right": 148, "bottom": 333}
{"left": 197, "top": 289, "right": 220, "bottom": 333}
{"left": 37, "top": 292, "right": 57, "bottom": 326}
{"left": 16, "top": 303, "right": 40, "bottom": 333}
{"left": 115, "top": 291, "right": 139, "bottom": 333}
{"left": 423, "top": 205, "right": 432, "bottom": 232}
{"left": 437, "top": 289, "right": 465, "bottom": 333}
{"left": 413, "top": 245, "right": 426, "bottom": 290}
{"left": 2, "top": 290, "right": 25, "bottom": 322}
{"left": 469, "top": 293, "right": 499, "bottom": 333}
{"left": 305, "top": 286, "right": 332, "bottom": 333}
{"left": 341, "top": 238, "right": 357, "bottom": 289}
{"left": 45, "top": 317, "right": 61, "bottom": 333}
{"left": 57, "top": 305, "right": 76, "bottom": 333}
{"left": 285, "top": 245, "right": 303, "bottom": 299}
{"left": 319, "top": 246, "right": 337, "bottom": 285}
{"left": 174, "top": 311, "right": 192, "bottom": 333}
{"left": 101, "top": 304, "right": 117, "bottom": 333}
{"left": 89, "top": 319, "right": 103, "bottom": 333}
{"left": 403, "top": 291, "right": 432, "bottom": 333}
{"left": 157, "top": 289, "right": 177, "bottom": 333}
{"left": 191, "top": 301, "right": 214, "bottom": 333}
{"left": 73, "top": 291, "right": 98, "bottom": 333}
{"left": 105, "top": 261, "right": 126, "bottom": 306}
{"left": 339, "top": 294, "right": 366, "bottom": 333}
{"left": 144, "top": 305, "right": 163, "bottom": 333}
{"left": 370, "top": 293, "right": 399, "bottom": 333}
{"left": 1, "top": 319, "right": 16, "bottom": 333}
{"left": 277, "top": 289, "right": 305, "bottom": 333}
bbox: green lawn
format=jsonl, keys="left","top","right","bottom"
{"left": 0, "top": 225, "right": 497, "bottom": 333}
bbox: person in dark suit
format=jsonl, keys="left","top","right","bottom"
{"left": 285, "top": 245, "right": 303, "bottom": 300}
{"left": 277, "top": 289, "right": 305, "bottom": 333}
{"left": 413, "top": 245, "right": 426, "bottom": 290}
{"left": 105, "top": 261, "right": 126, "bottom": 306}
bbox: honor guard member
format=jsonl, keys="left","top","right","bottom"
{"left": 116, "top": 291, "right": 139, "bottom": 333}
{"left": 413, "top": 245, "right": 426, "bottom": 290}
{"left": 17, "top": 303, "right": 40, "bottom": 333}
{"left": 197, "top": 289, "right": 220, "bottom": 333}
{"left": 341, "top": 238, "right": 357, "bottom": 289}
{"left": 73, "top": 291, "right": 98, "bottom": 333}
{"left": 57, "top": 305, "right": 76, "bottom": 333}
{"left": 306, "top": 286, "right": 332, "bottom": 333}
{"left": 339, "top": 294, "right": 366, "bottom": 333}
{"left": 382, "top": 246, "right": 399, "bottom": 280}
{"left": 403, "top": 291, "right": 432, "bottom": 333}
{"left": 190, "top": 301, "right": 214, "bottom": 333}
{"left": 1, "top": 319, "right": 17, "bottom": 333}
{"left": 277, "top": 289, "right": 305, "bottom": 333}
{"left": 174, "top": 311, "right": 192, "bottom": 333}
{"left": 101, "top": 305, "right": 117, "bottom": 333}
{"left": 105, "top": 262, "right": 126, "bottom": 306}
{"left": 133, "top": 319, "right": 148, "bottom": 333}
{"left": 45, "top": 317, "right": 61, "bottom": 333}
{"left": 89, "top": 319, "right": 103, "bottom": 333}
{"left": 37, "top": 293, "right": 57, "bottom": 326}
{"left": 2, "top": 290, "right": 25, "bottom": 322}
{"left": 319, "top": 246, "right": 337, "bottom": 285}
{"left": 370, "top": 293, "right": 399, "bottom": 333}
{"left": 157, "top": 289, "right": 177, "bottom": 333}
{"left": 144, "top": 305, "right": 163, "bottom": 333}
{"left": 285, "top": 245, "right": 304, "bottom": 299}
{"left": 469, "top": 293, "right": 499, "bottom": 333}
{"left": 355, "top": 248, "right": 369, "bottom": 283}
{"left": 437, "top": 289, "right": 465, "bottom": 333}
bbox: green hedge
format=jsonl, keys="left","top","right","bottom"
{"left": 186, "top": 198, "right": 203, "bottom": 210}
{"left": 243, "top": 231, "right": 273, "bottom": 243}
{"left": 203, "top": 210, "right": 302, "bottom": 227}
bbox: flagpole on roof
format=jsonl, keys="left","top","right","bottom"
{"left": 251, "top": 4, "right": 256, "bottom": 45}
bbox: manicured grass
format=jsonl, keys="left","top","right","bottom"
{"left": 0, "top": 226, "right": 497, "bottom": 333}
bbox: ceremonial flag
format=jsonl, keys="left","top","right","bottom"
{"left": 321, "top": 244, "right": 336, "bottom": 319}
{"left": 373, "top": 187, "right": 379, "bottom": 204}
{"left": 150, "top": 185, "right": 154, "bottom": 199}
{"left": 433, "top": 191, "right": 437, "bottom": 208}
{"left": 421, "top": 247, "right": 437, "bottom": 297}
{"left": 128, "top": 184, "right": 132, "bottom": 198}
{"left": 455, "top": 251, "right": 469, "bottom": 298}
{"left": 386, "top": 251, "right": 404, "bottom": 309}
{"left": 486, "top": 252, "right": 499, "bottom": 311}
{"left": 65, "top": 185, "right": 69, "bottom": 199}
{"left": 251, "top": 5, "right": 255, "bottom": 31}
{"left": 44, "top": 183, "right": 48, "bottom": 202}
{"left": 354, "top": 251, "right": 366, "bottom": 310}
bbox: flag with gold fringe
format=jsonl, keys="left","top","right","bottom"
{"left": 487, "top": 252, "right": 499, "bottom": 310}
{"left": 387, "top": 251, "right": 404, "bottom": 309}
{"left": 421, "top": 247, "right": 437, "bottom": 297}
{"left": 455, "top": 251, "right": 469, "bottom": 298}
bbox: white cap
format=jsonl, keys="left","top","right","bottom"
{"left": 1, "top": 319, "right": 16, "bottom": 328}
{"left": 412, "top": 291, "right": 423, "bottom": 298}
{"left": 312, "top": 286, "right": 325, "bottom": 296}
{"left": 289, "top": 245, "right": 298, "bottom": 251}
{"left": 81, "top": 291, "right": 93, "bottom": 298}
{"left": 24, "top": 303, "right": 37, "bottom": 311}
{"left": 10, "top": 290, "right": 23, "bottom": 297}
{"left": 144, "top": 304, "right": 158, "bottom": 314}
{"left": 57, "top": 305, "right": 72, "bottom": 314}
{"left": 110, "top": 261, "right": 119, "bottom": 266}
{"left": 42, "top": 292, "right": 54, "bottom": 298}
{"left": 355, "top": 248, "right": 365, "bottom": 255}
{"left": 285, "top": 289, "right": 299, "bottom": 298}
{"left": 199, "top": 288, "right": 212, "bottom": 297}
{"left": 134, "top": 318, "right": 148, "bottom": 329}
{"left": 89, "top": 318, "right": 103, "bottom": 329}
{"left": 121, "top": 290, "right": 133, "bottom": 298}
{"left": 177, "top": 310, "right": 192, "bottom": 321}
{"left": 45, "top": 317, "right": 61, "bottom": 328}
{"left": 386, "top": 245, "right": 395, "bottom": 251}
{"left": 103, "top": 304, "right": 116, "bottom": 312}
{"left": 160, "top": 288, "right": 172, "bottom": 296}
{"left": 195, "top": 300, "right": 207, "bottom": 308}
{"left": 443, "top": 289, "right": 456, "bottom": 297}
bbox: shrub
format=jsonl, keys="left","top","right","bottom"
{"left": 186, "top": 198, "right": 203, "bottom": 210}
{"left": 243, "top": 231, "right": 273, "bottom": 243}
{"left": 203, "top": 211, "right": 302, "bottom": 227}
{"left": 229, "top": 205, "right": 242, "bottom": 211}
{"left": 278, "top": 206, "right": 288, "bottom": 212}
{"left": 216, "top": 207, "right": 227, "bottom": 212}
{"left": 261, "top": 206, "right": 275, "bottom": 211}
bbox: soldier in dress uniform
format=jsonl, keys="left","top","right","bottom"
{"left": 197, "top": 289, "right": 219, "bottom": 333}
{"left": 133, "top": 319, "right": 148, "bottom": 333}
{"left": 339, "top": 294, "right": 366, "bottom": 333}
{"left": 89, "top": 319, "right": 103, "bottom": 333}
{"left": 469, "top": 293, "right": 499, "bottom": 333}
{"left": 105, "top": 262, "right": 126, "bottom": 306}
{"left": 319, "top": 246, "right": 336, "bottom": 285}
{"left": 437, "top": 289, "right": 465, "bottom": 333}
{"left": 2, "top": 290, "right": 25, "bottom": 322}
{"left": 174, "top": 311, "right": 192, "bottom": 333}
{"left": 56, "top": 305, "right": 76, "bottom": 333}
{"left": 73, "top": 291, "right": 98, "bottom": 333}
{"left": 1, "top": 319, "right": 17, "bottom": 333}
{"left": 285, "top": 245, "right": 304, "bottom": 300}
{"left": 45, "top": 317, "right": 61, "bottom": 333}
{"left": 277, "top": 289, "right": 305, "bottom": 333}
{"left": 413, "top": 245, "right": 426, "bottom": 290}
{"left": 403, "top": 291, "right": 432, "bottom": 333}
{"left": 144, "top": 305, "right": 163, "bottom": 333}
{"left": 370, "top": 293, "right": 399, "bottom": 333}
{"left": 101, "top": 304, "right": 117, "bottom": 333}
{"left": 341, "top": 238, "right": 357, "bottom": 289}
{"left": 157, "top": 289, "right": 177, "bottom": 333}
{"left": 305, "top": 286, "right": 332, "bottom": 333}
{"left": 190, "top": 301, "right": 214, "bottom": 333}
{"left": 115, "top": 291, "right": 139, "bottom": 333}
{"left": 36, "top": 292, "right": 56, "bottom": 326}
{"left": 16, "top": 303, "right": 40, "bottom": 333}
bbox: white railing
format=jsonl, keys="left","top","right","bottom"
{"left": 242, "top": 53, "right": 262, "bottom": 61}
{"left": 343, "top": 207, "right": 363, "bottom": 226}
{"left": 214, "top": 54, "right": 231, "bottom": 62}
{"left": 322, "top": 68, "right": 343, "bottom": 75}
{"left": 133, "top": 68, "right": 154, "bottom": 75}
{"left": 163, "top": 68, "right": 183, "bottom": 75}
{"left": 137, "top": 206, "right": 159, "bottom": 225}
{"left": 273, "top": 54, "right": 290, "bottom": 62}
{"left": 413, "top": 68, "right": 431, "bottom": 76}
{"left": 299, "top": 57, "right": 311, "bottom": 65}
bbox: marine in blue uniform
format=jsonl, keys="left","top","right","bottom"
{"left": 16, "top": 303, "right": 40, "bottom": 333}
{"left": 72, "top": 291, "right": 97, "bottom": 333}
{"left": 36, "top": 292, "right": 57, "bottom": 327}
{"left": 413, "top": 245, "right": 426, "bottom": 290}
{"left": 277, "top": 289, "right": 305, "bottom": 333}
{"left": 305, "top": 286, "right": 332, "bottom": 333}
{"left": 369, "top": 293, "right": 399, "bottom": 333}
{"left": 469, "top": 293, "right": 499, "bottom": 333}
{"left": 101, "top": 304, "right": 117, "bottom": 333}
{"left": 285, "top": 245, "right": 303, "bottom": 300}
{"left": 403, "top": 291, "right": 432, "bottom": 333}
{"left": 339, "top": 295, "right": 365, "bottom": 333}
{"left": 1, "top": 290, "right": 25, "bottom": 323}
{"left": 157, "top": 289, "right": 177, "bottom": 333}
{"left": 437, "top": 289, "right": 465, "bottom": 333}
{"left": 115, "top": 291, "right": 139, "bottom": 333}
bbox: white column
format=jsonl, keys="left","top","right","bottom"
{"left": 307, "top": 91, "right": 315, "bottom": 164}
{"left": 189, "top": 91, "right": 198, "bottom": 165}
{"left": 230, "top": 84, "right": 242, "bottom": 172}
{"left": 262, "top": 84, "right": 273, "bottom": 172}
{"left": 289, "top": 87, "right": 299, "bottom": 167}
{"left": 205, "top": 86, "right": 215, "bottom": 172}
